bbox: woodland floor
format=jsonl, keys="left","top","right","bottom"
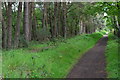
{"left": 67, "top": 35, "right": 108, "bottom": 78}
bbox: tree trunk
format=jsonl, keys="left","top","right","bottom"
{"left": 116, "top": 2, "right": 120, "bottom": 37}
{"left": 57, "top": 2, "right": 61, "bottom": 37}
{"left": 63, "top": 2, "right": 67, "bottom": 39}
{"left": 7, "top": 2, "right": 12, "bottom": 49}
{"left": 31, "top": 3, "right": 37, "bottom": 40}
{"left": 24, "top": 2, "right": 30, "bottom": 42}
{"left": 2, "top": 19, "right": 7, "bottom": 49}
{"left": 29, "top": 2, "right": 33, "bottom": 41}
{"left": 48, "top": 4, "right": 54, "bottom": 38}
{"left": 83, "top": 22, "right": 86, "bottom": 33}
{"left": 113, "top": 16, "right": 119, "bottom": 36}
{"left": 80, "top": 20, "right": 83, "bottom": 34}
{"left": 0, "top": 2, "right": 1, "bottom": 48}
{"left": 42, "top": 2, "right": 49, "bottom": 40}
{"left": 14, "top": 2, "right": 22, "bottom": 48}
{"left": 54, "top": 2, "right": 58, "bottom": 38}
{"left": 43, "top": 2, "right": 48, "bottom": 29}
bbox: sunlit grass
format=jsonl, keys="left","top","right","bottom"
{"left": 2, "top": 33, "right": 103, "bottom": 78}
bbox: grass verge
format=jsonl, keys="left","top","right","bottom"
{"left": 105, "top": 33, "right": 119, "bottom": 78}
{"left": 2, "top": 33, "right": 102, "bottom": 78}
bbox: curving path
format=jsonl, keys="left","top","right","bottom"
{"left": 67, "top": 35, "right": 108, "bottom": 78}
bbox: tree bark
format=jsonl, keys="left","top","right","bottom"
{"left": 24, "top": 2, "right": 30, "bottom": 42}
{"left": 112, "top": 16, "right": 119, "bottom": 35}
{"left": 43, "top": 2, "right": 48, "bottom": 29}
{"left": 80, "top": 20, "right": 83, "bottom": 34}
{"left": 29, "top": 2, "right": 34, "bottom": 41}
{"left": 31, "top": 3, "right": 37, "bottom": 40}
{"left": 116, "top": 2, "right": 120, "bottom": 37}
{"left": 54, "top": 2, "right": 58, "bottom": 38}
{"left": 0, "top": 3, "right": 1, "bottom": 49}
{"left": 7, "top": 2, "right": 12, "bottom": 49}
{"left": 2, "top": 15, "right": 7, "bottom": 49}
{"left": 48, "top": 3, "right": 54, "bottom": 38}
{"left": 57, "top": 2, "right": 61, "bottom": 37}
{"left": 83, "top": 22, "right": 86, "bottom": 33}
{"left": 14, "top": 2, "right": 22, "bottom": 48}
{"left": 63, "top": 2, "right": 67, "bottom": 39}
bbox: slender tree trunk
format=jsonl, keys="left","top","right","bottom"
{"left": 14, "top": 2, "right": 22, "bottom": 48}
{"left": 57, "top": 2, "right": 61, "bottom": 37}
{"left": 54, "top": 2, "right": 58, "bottom": 38}
{"left": 2, "top": 18, "right": 7, "bottom": 49}
{"left": 63, "top": 2, "right": 67, "bottom": 39}
{"left": 60, "top": 4, "right": 64, "bottom": 37}
{"left": 113, "top": 16, "right": 118, "bottom": 35}
{"left": 0, "top": 1, "right": 2, "bottom": 49}
{"left": 42, "top": 2, "right": 49, "bottom": 40}
{"left": 83, "top": 22, "right": 86, "bottom": 33}
{"left": 45, "top": 3, "right": 48, "bottom": 30}
{"left": 29, "top": 2, "right": 34, "bottom": 41}
{"left": 115, "top": 16, "right": 119, "bottom": 29}
{"left": 7, "top": 2, "right": 12, "bottom": 49}
{"left": 32, "top": 3, "right": 37, "bottom": 40}
{"left": 43, "top": 2, "right": 48, "bottom": 30}
{"left": 75, "top": 20, "right": 78, "bottom": 35}
{"left": 85, "top": 26, "right": 88, "bottom": 34}
{"left": 24, "top": 2, "right": 30, "bottom": 42}
{"left": 43, "top": 3, "right": 45, "bottom": 29}
{"left": 116, "top": 2, "right": 120, "bottom": 37}
{"left": 0, "top": 2, "right": 1, "bottom": 25}
{"left": 78, "top": 21, "right": 81, "bottom": 34}
{"left": 80, "top": 20, "right": 83, "bottom": 34}
{"left": 48, "top": 4, "right": 54, "bottom": 38}
{"left": 2, "top": 2, "right": 7, "bottom": 49}
{"left": 29, "top": 3, "right": 32, "bottom": 41}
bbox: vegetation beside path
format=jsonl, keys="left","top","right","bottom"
{"left": 3, "top": 33, "right": 102, "bottom": 78}
{"left": 105, "top": 34, "right": 119, "bottom": 78}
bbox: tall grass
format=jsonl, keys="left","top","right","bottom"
{"left": 105, "top": 33, "right": 119, "bottom": 78}
{"left": 2, "top": 33, "right": 102, "bottom": 78}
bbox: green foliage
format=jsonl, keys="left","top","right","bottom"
{"left": 35, "top": 8, "right": 43, "bottom": 27}
{"left": 98, "top": 27, "right": 110, "bottom": 35}
{"left": 36, "top": 28, "right": 50, "bottom": 41}
{"left": 105, "top": 33, "right": 119, "bottom": 78}
{"left": 2, "top": 33, "right": 102, "bottom": 78}
{"left": 19, "top": 35, "right": 29, "bottom": 48}
{"left": 91, "top": 2, "right": 120, "bottom": 34}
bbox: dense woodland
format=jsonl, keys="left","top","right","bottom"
{"left": 0, "top": 1, "right": 120, "bottom": 78}
{"left": 1, "top": 2, "right": 120, "bottom": 50}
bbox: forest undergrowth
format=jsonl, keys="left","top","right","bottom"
{"left": 2, "top": 33, "right": 102, "bottom": 78}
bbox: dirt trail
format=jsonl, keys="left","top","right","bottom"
{"left": 67, "top": 35, "right": 108, "bottom": 78}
